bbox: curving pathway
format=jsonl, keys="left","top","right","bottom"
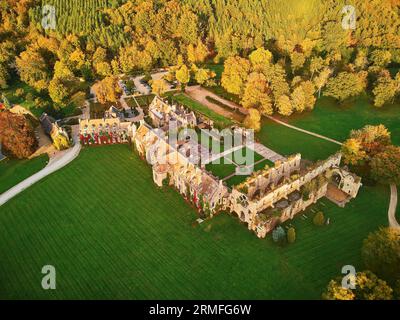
{"left": 0, "top": 140, "right": 81, "bottom": 207}
{"left": 389, "top": 184, "right": 400, "bottom": 228}
{"left": 265, "top": 115, "right": 343, "bottom": 146}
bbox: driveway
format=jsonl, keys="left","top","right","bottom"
{"left": 131, "top": 71, "right": 170, "bottom": 95}
{"left": 0, "top": 129, "right": 82, "bottom": 207}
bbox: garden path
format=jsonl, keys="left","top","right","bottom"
{"left": 0, "top": 133, "right": 81, "bottom": 207}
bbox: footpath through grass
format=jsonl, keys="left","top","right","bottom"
{"left": 272, "top": 95, "right": 400, "bottom": 145}
{"left": 0, "top": 155, "right": 48, "bottom": 194}
{"left": 0, "top": 145, "right": 389, "bottom": 299}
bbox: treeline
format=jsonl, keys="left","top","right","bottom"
{"left": 0, "top": 0, "right": 399, "bottom": 120}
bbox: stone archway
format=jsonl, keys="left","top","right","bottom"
{"left": 331, "top": 170, "right": 344, "bottom": 188}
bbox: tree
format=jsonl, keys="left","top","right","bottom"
{"left": 341, "top": 138, "right": 367, "bottom": 165}
{"left": 323, "top": 271, "right": 393, "bottom": 300}
{"left": 362, "top": 227, "right": 400, "bottom": 283}
{"left": 151, "top": 79, "right": 169, "bottom": 96}
{"left": 291, "top": 85, "right": 306, "bottom": 112}
{"left": 118, "top": 45, "right": 139, "bottom": 74}
{"left": 176, "top": 8, "right": 199, "bottom": 45}
{"left": 373, "top": 75, "right": 398, "bottom": 107}
{"left": 243, "top": 108, "right": 261, "bottom": 132}
{"left": 314, "top": 68, "right": 331, "bottom": 98}
{"left": 370, "top": 50, "right": 392, "bottom": 67}
{"left": 263, "top": 63, "right": 290, "bottom": 101}
{"left": 322, "top": 280, "right": 355, "bottom": 300}
{"left": 175, "top": 65, "right": 190, "bottom": 90}
{"left": 95, "top": 62, "right": 112, "bottom": 78}
{"left": 287, "top": 227, "right": 296, "bottom": 243}
{"left": 187, "top": 39, "right": 209, "bottom": 64}
{"left": 221, "top": 56, "right": 251, "bottom": 96}
{"left": 0, "top": 111, "right": 37, "bottom": 159}
{"left": 249, "top": 48, "right": 272, "bottom": 71}
{"left": 354, "top": 50, "right": 368, "bottom": 70}
{"left": 276, "top": 95, "right": 293, "bottom": 116}
{"left": 49, "top": 78, "right": 69, "bottom": 105}
{"left": 309, "top": 56, "right": 324, "bottom": 79}
{"left": 301, "top": 81, "right": 316, "bottom": 110}
{"left": 313, "top": 211, "right": 325, "bottom": 226}
{"left": 290, "top": 52, "right": 305, "bottom": 72}
{"left": 370, "top": 146, "right": 400, "bottom": 185}
{"left": 241, "top": 72, "right": 273, "bottom": 115}
{"left": 0, "top": 64, "right": 9, "bottom": 89}
{"left": 2, "top": 94, "right": 11, "bottom": 109}
{"left": 272, "top": 226, "right": 286, "bottom": 244}
{"left": 92, "top": 76, "right": 121, "bottom": 104}
{"left": 16, "top": 48, "right": 51, "bottom": 92}
{"left": 324, "top": 72, "right": 366, "bottom": 102}
{"left": 51, "top": 131, "right": 70, "bottom": 151}
{"left": 347, "top": 125, "right": 391, "bottom": 160}
{"left": 194, "top": 67, "right": 216, "bottom": 86}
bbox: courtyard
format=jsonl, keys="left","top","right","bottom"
{"left": 205, "top": 146, "right": 275, "bottom": 188}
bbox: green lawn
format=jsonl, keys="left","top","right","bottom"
{"left": 171, "top": 94, "right": 234, "bottom": 128}
{"left": 206, "top": 162, "right": 237, "bottom": 180}
{"left": 258, "top": 118, "right": 341, "bottom": 162}
{"left": 281, "top": 95, "right": 400, "bottom": 145}
{"left": 125, "top": 94, "right": 156, "bottom": 110}
{"left": 206, "top": 147, "right": 265, "bottom": 182}
{"left": 0, "top": 145, "right": 389, "bottom": 299}
{"left": 0, "top": 155, "right": 49, "bottom": 194}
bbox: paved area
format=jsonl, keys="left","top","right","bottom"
{"left": 132, "top": 71, "right": 170, "bottom": 95}
{"left": 0, "top": 138, "right": 81, "bottom": 207}
{"left": 251, "top": 143, "right": 286, "bottom": 162}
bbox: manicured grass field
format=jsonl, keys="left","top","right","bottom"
{"left": 125, "top": 94, "right": 156, "bottom": 110}
{"left": 258, "top": 118, "right": 341, "bottom": 162}
{"left": 206, "top": 147, "right": 265, "bottom": 183}
{"left": 0, "top": 155, "right": 48, "bottom": 194}
{"left": 0, "top": 145, "right": 389, "bottom": 299}
{"left": 171, "top": 94, "right": 234, "bottom": 127}
{"left": 282, "top": 95, "right": 400, "bottom": 145}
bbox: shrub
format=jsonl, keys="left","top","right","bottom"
{"left": 15, "top": 88, "right": 25, "bottom": 98}
{"left": 313, "top": 212, "right": 325, "bottom": 226}
{"left": 362, "top": 227, "right": 400, "bottom": 283}
{"left": 25, "top": 92, "right": 34, "bottom": 102}
{"left": 272, "top": 226, "right": 286, "bottom": 244}
{"left": 287, "top": 227, "right": 296, "bottom": 243}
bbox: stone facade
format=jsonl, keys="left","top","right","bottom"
{"left": 79, "top": 118, "right": 134, "bottom": 145}
{"left": 134, "top": 123, "right": 228, "bottom": 214}
{"left": 133, "top": 97, "right": 362, "bottom": 239}
{"left": 149, "top": 96, "right": 197, "bottom": 129}
{"left": 40, "top": 113, "right": 70, "bottom": 149}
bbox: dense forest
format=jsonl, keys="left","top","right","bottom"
{"left": 0, "top": 0, "right": 400, "bottom": 123}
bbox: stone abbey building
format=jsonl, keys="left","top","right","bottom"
{"left": 131, "top": 96, "right": 362, "bottom": 238}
